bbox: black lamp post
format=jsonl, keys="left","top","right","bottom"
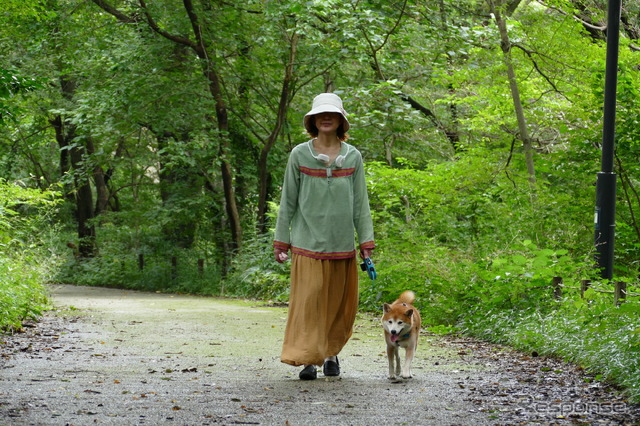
{"left": 594, "top": 0, "right": 622, "bottom": 280}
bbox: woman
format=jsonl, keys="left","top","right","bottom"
{"left": 274, "top": 93, "right": 375, "bottom": 380}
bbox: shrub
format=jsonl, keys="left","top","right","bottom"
{"left": 0, "top": 181, "right": 58, "bottom": 331}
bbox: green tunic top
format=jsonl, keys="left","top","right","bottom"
{"left": 274, "top": 140, "right": 375, "bottom": 260}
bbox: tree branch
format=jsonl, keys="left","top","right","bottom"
{"left": 615, "top": 154, "right": 640, "bottom": 242}
{"left": 380, "top": 0, "right": 409, "bottom": 51}
{"left": 137, "top": 0, "right": 197, "bottom": 49}
{"left": 181, "top": 0, "right": 206, "bottom": 56}
{"left": 361, "top": 0, "right": 409, "bottom": 81}
{"left": 536, "top": 0, "right": 605, "bottom": 38}
{"left": 89, "top": 0, "right": 138, "bottom": 24}
{"left": 400, "top": 94, "right": 436, "bottom": 120}
{"left": 511, "top": 43, "right": 568, "bottom": 99}
{"left": 90, "top": 0, "right": 196, "bottom": 49}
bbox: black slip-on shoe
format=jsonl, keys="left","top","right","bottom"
{"left": 323, "top": 357, "right": 340, "bottom": 377}
{"left": 299, "top": 364, "right": 317, "bottom": 380}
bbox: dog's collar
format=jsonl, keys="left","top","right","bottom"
{"left": 395, "top": 332, "right": 411, "bottom": 345}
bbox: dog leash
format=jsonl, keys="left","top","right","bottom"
{"left": 360, "top": 257, "right": 376, "bottom": 281}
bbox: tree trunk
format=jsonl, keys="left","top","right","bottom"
{"left": 51, "top": 115, "right": 75, "bottom": 204}
{"left": 86, "top": 138, "right": 110, "bottom": 215}
{"left": 183, "top": 0, "right": 242, "bottom": 251}
{"left": 488, "top": 0, "right": 537, "bottom": 188}
{"left": 69, "top": 142, "right": 98, "bottom": 257}
{"left": 50, "top": 75, "right": 97, "bottom": 258}
{"left": 257, "top": 32, "right": 299, "bottom": 235}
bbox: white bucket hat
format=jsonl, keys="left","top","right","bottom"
{"left": 303, "top": 93, "right": 350, "bottom": 133}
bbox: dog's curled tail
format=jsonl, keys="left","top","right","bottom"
{"left": 395, "top": 290, "right": 415, "bottom": 305}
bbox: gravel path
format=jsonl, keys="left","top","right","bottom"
{"left": 0, "top": 284, "right": 638, "bottom": 425}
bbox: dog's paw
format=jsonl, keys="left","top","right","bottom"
{"left": 388, "top": 374, "right": 397, "bottom": 380}
{"left": 400, "top": 373, "right": 413, "bottom": 379}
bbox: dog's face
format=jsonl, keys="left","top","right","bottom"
{"left": 382, "top": 303, "right": 414, "bottom": 343}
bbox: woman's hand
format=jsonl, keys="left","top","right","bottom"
{"left": 274, "top": 248, "right": 289, "bottom": 263}
{"left": 360, "top": 248, "right": 373, "bottom": 260}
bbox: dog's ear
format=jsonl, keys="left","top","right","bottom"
{"left": 383, "top": 303, "right": 391, "bottom": 313}
{"left": 405, "top": 309, "right": 413, "bottom": 317}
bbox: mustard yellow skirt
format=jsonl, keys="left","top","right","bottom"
{"left": 281, "top": 254, "right": 359, "bottom": 366}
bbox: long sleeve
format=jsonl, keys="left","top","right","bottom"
{"left": 352, "top": 151, "right": 375, "bottom": 249}
{"left": 274, "top": 150, "right": 300, "bottom": 250}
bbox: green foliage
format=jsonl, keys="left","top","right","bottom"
{"left": 55, "top": 248, "right": 222, "bottom": 295}
{"left": 359, "top": 152, "right": 597, "bottom": 322}
{"left": 462, "top": 296, "right": 640, "bottom": 402}
{"left": 0, "top": 181, "right": 58, "bottom": 331}
{"left": 0, "top": 181, "right": 58, "bottom": 246}
{"left": 52, "top": 222, "right": 224, "bottom": 295}
{"left": 469, "top": 240, "right": 582, "bottom": 311}
{"left": 0, "top": 257, "right": 48, "bottom": 331}
{"left": 223, "top": 234, "right": 291, "bottom": 301}
{"left": 0, "top": 67, "right": 42, "bottom": 124}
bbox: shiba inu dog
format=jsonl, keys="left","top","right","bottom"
{"left": 382, "top": 290, "right": 421, "bottom": 380}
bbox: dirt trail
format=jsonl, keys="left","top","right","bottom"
{"left": 0, "top": 284, "right": 638, "bottom": 425}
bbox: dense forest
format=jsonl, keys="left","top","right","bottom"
{"left": 2, "top": 0, "right": 640, "bottom": 400}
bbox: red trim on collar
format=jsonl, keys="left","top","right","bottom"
{"left": 299, "top": 166, "right": 355, "bottom": 178}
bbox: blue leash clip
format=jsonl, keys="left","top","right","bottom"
{"left": 360, "top": 258, "right": 377, "bottom": 281}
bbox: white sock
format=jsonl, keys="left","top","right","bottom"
{"left": 324, "top": 356, "right": 336, "bottom": 363}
